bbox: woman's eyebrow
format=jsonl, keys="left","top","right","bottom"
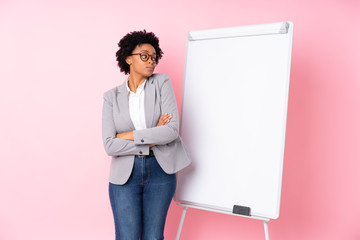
{"left": 140, "top": 50, "right": 156, "bottom": 55}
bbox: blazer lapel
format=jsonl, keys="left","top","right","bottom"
{"left": 144, "top": 77, "right": 155, "bottom": 128}
{"left": 117, "top": 83, "right": 135, "bottom": 130}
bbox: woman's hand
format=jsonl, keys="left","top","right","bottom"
{"left": 157, "top": 113, "right": 173, "bottom": 126}
{"left": 150, "top": 113, "right": 173, "bottom": 148}
{"left": 116, "top": 131, "right": 134, "bottom": 140}
{"left": 116, "top": 114, "right": 173, "bottom": 147}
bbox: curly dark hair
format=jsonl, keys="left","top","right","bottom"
{"left": 116, "top": 30, "right": 163, "bottom": 74}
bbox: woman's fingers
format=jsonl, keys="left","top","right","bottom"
{"left": 159, "top": 113, "right": 172, "bottom": 126}
{"left": 162, "top": 113, "right": 172, "bottom": 123}
{"left": 157, "top": 113, "right": 173, "bottom": 126}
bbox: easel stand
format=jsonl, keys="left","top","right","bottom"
{"left": 176, "top": 203, "right": 270, "bottom": 240}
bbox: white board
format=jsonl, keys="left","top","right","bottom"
{"left": 175, "top": 22, "right": 294, "bottom": 220}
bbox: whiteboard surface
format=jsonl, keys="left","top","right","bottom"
{"left": 175, "top": 22, "right": 293, "bottom": 219}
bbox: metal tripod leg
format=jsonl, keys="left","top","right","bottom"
{"left": 176, "top": 206, "right": 188, "bottom": 240}
{"left": 264, "top": 220, "right": 270, "bottom": 240}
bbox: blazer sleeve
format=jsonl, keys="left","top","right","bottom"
{"left": 102, "top": 93, "right": 149, "bottom": 157}
{"left": 133, "top": 76, "right": 179, "bottom": 145}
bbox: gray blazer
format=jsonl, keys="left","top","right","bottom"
{"left": 102, "top": 73, "right": 192, "bottom": 185}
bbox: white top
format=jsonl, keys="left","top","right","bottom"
{"left": 126, "top": 77, "right": 147, "bottom": 130}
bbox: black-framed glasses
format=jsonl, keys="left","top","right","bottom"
{"left": 131, "top": 52, "right": 157, "bottom": 63}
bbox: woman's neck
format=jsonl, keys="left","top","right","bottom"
{"left": 128, "top": 74, "right": 146, "bottom": 93}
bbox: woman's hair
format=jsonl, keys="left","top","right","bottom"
{"left": 116, "top": 30, "right": 163, "bottom": 74}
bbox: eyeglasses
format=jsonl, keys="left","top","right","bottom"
{"left": 131, "top": 52, "right": 157, "bottom": 63}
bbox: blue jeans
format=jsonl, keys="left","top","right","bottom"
{"left": 109, "top": 156, "right": 176, "bottom": 240}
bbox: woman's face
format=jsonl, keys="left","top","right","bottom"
{"left": 126, "top": 43, "right": 157, "bottom": 78}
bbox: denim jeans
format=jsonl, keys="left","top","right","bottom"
{"left": 109, "top": 156, "right": 176, "bottom": 240}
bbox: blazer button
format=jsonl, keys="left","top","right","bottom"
{"left": 139, "top": 151, "right": 143, "bottom": 154}
{"left": 141, "top": 139, "right": 144, "bottom": 143}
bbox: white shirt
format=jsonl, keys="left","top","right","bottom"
{"left": 126, "top": 77, "right": 147, "bottom": 130}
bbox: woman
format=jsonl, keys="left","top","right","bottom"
{"left": 102, "top": 30, "right": 191, "bottom": 240}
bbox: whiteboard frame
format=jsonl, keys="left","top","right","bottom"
{"left": 176, "top": 21, "right": 294, "bottom": 220}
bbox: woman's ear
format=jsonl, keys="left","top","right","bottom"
{"left": 126, "top": 56, "right": 132, "bottom": 65}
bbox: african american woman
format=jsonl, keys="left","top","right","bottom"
{"left": 102, "top": 30, "right": 191, "bottom": 240}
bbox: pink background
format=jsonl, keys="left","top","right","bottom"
{"left": 0, "top": 0, "right": 359, "bottom": 239}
